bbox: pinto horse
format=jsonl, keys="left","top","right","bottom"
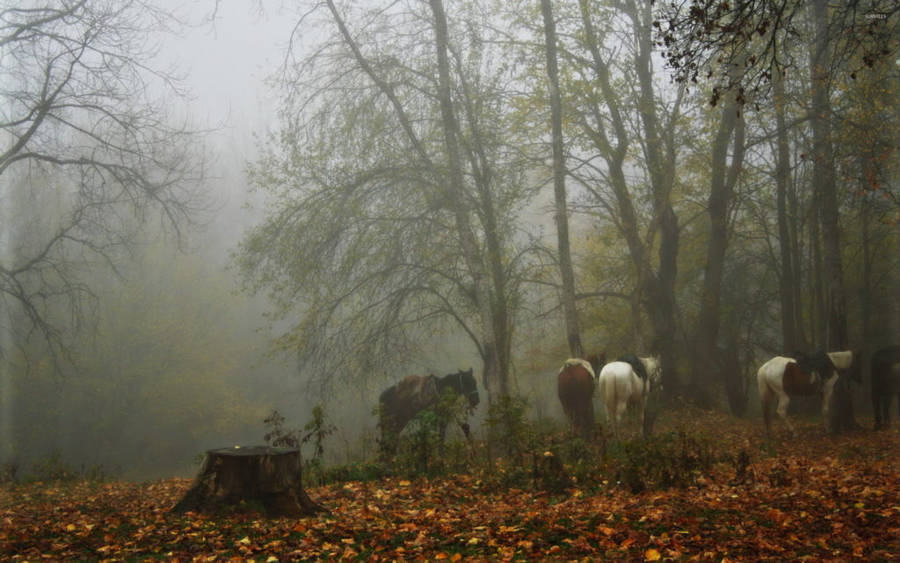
{"left": 597, "top": 355, "right": 662, "bottom": 437}
{"left": 557, "top": 353, "right": 605, "bottom": 440}
{"left": 757, "top": 353, "right": 840, "bottom": 437}
{"left": 872, "top": 345, "right": 900, "bottom": 429}
{"left": 378, "top": 368, "right": 479, "bottom": 455}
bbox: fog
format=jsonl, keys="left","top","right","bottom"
{"left": 1, "top": 0, "right": 897, "bottom": 482}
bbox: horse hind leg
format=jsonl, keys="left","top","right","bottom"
{"left": 614, "top": 401, "right": 628, "bottom": 437}
{"left": 585, "top": 401, "right": 596, "bottom": 441}
{"left": 603, "top": 399, "right": 619, "bottom": 438}
{"left": 561, "top": 403, "right": 577, "bottom": 436}
{"left": 636, "top": 401, "right": 647, "bottom": 438}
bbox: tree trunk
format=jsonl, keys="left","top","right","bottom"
{"left": 542, "top": 0, "right": 582, "bottom": 358}
{"left": 630, "top": 1, "right": 682, "bottom": 395}
{"left": 788, "top": 174, "right": 808, "bottom": 350}
{"left": 774, "top": 70, "right": 798, "bottom": 353}
{"left": 172, "top": 446, "right": 327, "bottom": 517}
{"left": 693, "top": 80, "right": 745, "bottom": 409}
{"left": 809, "top": 0, "right": 857, "bottom": 432}
{"left": 809, "top": 0, "right": 848, "bottom": 350}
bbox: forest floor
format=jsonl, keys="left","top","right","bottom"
{"left": 2, "top": 408, "right": 898, "bottom": 561}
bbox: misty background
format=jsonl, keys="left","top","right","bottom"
{"left": 1, "top": 0, "right": 897, "bottom": 480}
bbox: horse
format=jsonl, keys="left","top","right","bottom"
{"left": 378, "top": 368, "right": 479, "bottom": 455}
{"left": 597, "top": 355, "right": 662, "bottom": 437}
{"left": 557, "top": 353, "right": 605, "bottom": 440}
{"left": 871, "top": 345, "right": 900, "bottom": 430}
{"left": 757, "top": 353, "right": 839, "bottom": 437}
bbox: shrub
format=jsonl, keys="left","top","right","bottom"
{"left": 608, "top": 432, "right": 716, "bottom": 493}
{"left": 263, "top": 406, "right": 336, "bottom": 485}
{"left": 25, "top": 451, "right": 119, "bottom": 483}
{"left": 485, "top": 395, "right": 533, "bottom": 463}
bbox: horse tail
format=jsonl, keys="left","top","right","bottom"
{"left": 610, "top": 370, "right": 622, "bottom": 421}
{"left": 597, "top": 369, "right": 612, "bottom": 420}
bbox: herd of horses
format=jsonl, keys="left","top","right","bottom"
{"left": 376, "top": 344, "right": 900, "bottom": 454}
{"left": 556, "top": 353, "right": 663, "bottom": 440}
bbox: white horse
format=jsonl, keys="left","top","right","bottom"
{"left": 757, "top": 354, "right": 839, "bottom": 437}
{"left": 597, "top": 356, "right": 662, "bottom": 437}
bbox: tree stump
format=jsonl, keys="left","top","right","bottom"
{"left": 171, "top": 446, "right": 327, "bottom": 517}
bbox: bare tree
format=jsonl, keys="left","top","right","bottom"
{"left": 0, "top": 1, "right": 208, "bottom": 360}
{"left": 560, "top": 0, "right": 686, "bottom": 392}
{"left": 237, "top": 0, "right": 528, "bottom": 401}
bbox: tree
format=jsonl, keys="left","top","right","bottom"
{"left": 541, "top": 0, "right": 583, "bottom": 358}
{"left": 0, "top": 1, "right": 207, "bottom": 360}
{"left": 554, "top": 0, "right": 686, "bottom": 393}
{"left": 656, "top": 0, "right": 899, "bottom": 404}
{"left": 237, "top": 0, "right": 530, "bottom": 401}
{"left": 808, "top": 0, "right": 846, "bottom": 350}
{"left": 656, "top": 0, "right": 899, "bottom": 107}
{"left": 691, "top": 64, "right": 746, "bottom": 409}
{"left": 772, "top": 69, "right": 803, "bottom": 353}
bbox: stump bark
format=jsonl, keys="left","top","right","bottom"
{"left": 171, "top": 446, "right": 327, "bottom": 517}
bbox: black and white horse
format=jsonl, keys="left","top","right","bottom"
{"left": 597, "top": 355, "right": 662, "bottom": 437}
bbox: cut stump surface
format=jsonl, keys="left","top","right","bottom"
{"left": 171, "top": 446, "right": 327, "bottom": 517}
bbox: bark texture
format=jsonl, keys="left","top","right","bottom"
{"left": 172, "top": 446, "right": 326, "bottom": 517}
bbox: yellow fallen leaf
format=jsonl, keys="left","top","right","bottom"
{"left": 644, "top": 548, "right": 662, "bottom": 561}
{"left": 238, "top": 536, "right": 251, "bottom": 545}
{"left": 65, "top": 523, "right": 76, "bottom": 532}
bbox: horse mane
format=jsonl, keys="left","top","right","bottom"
{"left": 796, "top": 351, "right": 836, "bottom": 380}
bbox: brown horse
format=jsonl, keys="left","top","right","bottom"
{"left": 557, "top": 353, "right": 604, "bottom": 440}
{"left": 378, "top": 369, "right": 479, "bottom": 455}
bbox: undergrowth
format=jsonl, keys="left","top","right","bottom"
{"left": 5, "top": 451, "right": 122, "bottom": 484}
{"left": 265, "top": 398, "right": 726, "bottom": 494}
